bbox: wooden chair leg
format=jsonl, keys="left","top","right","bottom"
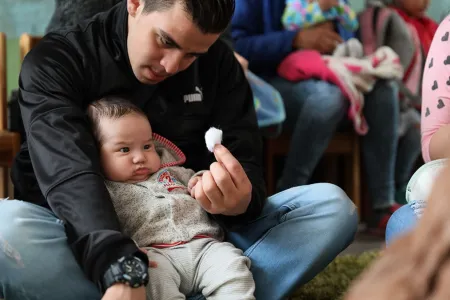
{"left": 352, "top": 138, "right": 361, "bottom": 217}
{"left": 344, "top": 151, "right": 361, "bottom": 219}
{"left": 0, "top": 167, "right": 7, "bottom": 198}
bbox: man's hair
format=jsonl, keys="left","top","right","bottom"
{"left": 87, "top": 96, "right": 147, "bottom": 145}
{"left": 142, "top": 0, "right": 235, "bottom": 34}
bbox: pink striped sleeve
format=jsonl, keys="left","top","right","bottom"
{"left": 421, "top": 17, "right": 450, "bottom": 162}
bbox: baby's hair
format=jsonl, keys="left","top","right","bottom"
{"left": 87, "top": 96, "right": 147, "bottom": 145}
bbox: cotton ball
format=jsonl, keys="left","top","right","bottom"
{"left": 205, "top": 127, "right": 223, "bottom": 152}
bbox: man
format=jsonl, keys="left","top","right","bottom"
{"left": 0, "top": 0, "right": 358, "bottom": 299}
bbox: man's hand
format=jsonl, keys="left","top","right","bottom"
{"left": 292, "top": 22, "right": 342, "bottom": 54}
{"left": 233, "top": 52, "right": 249, "bottom": 74}
{"left": 102, "top": 284, "right": 146, "bottom": 300}
{"left": 345, "top": 160, "right": 450, "bottom": 300}
{"left": 317, "top": 0, "right": 339, "bottom": 11}
{"left": 190, "top": 144, "right": 252, "bottom": 216}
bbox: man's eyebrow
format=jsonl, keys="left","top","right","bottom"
{"left": 159, "top": 29, "right": 208, "bottom": 56}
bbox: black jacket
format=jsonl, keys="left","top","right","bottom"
{"left": 11, "top": 1, "right": 265, "bottom": 289}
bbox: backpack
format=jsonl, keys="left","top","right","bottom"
{"left": 358, "top": 5, "right": 423, "bottom": 106}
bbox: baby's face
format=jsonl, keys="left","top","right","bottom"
{"left": 99, "top": 113, "right": 161, "bottom": 183}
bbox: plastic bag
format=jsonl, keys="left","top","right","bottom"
{"left": 247, "top": 71, "right": 286, "bottom": 128}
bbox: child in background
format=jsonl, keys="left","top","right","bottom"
{"left": 282, "top": 0, "right": 362, "bottom": 57}
{"left": 386, "top": 0, "right": 437, "bottom": 136}
{"left": 282, "top": 0, "right": 358, "bottom": 31}
{"left": 87, "top": 96, "right": 255, "bottom": 300}
{"left": 361, "top": 0, "right": 437, "bottom": 205}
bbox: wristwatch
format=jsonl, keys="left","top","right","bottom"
{"left": 102, "top": 255, "right": 149, "bottom": 290}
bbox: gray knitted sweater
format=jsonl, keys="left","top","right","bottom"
{"left": 105, "top": 134, "right": 223, "bottom": 247}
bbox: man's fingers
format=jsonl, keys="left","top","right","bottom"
{"left": 194, "top": 180, "right": 213, "bottom": 212}
{"left": 201, "top": 171, "right": 224, "bottom": 211}
{"left": 209, "top": 162, "right": 235, "bottom": 197}
{"left": 213, "top": 145, "right": 247, "bottom": 189}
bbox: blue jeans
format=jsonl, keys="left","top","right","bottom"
{"left": 385, "top": 204, "right": 417, "bottom": 245}
{"left": 0, "top": 183, "right": 358, "bottom": 300}
{"left": 268, "top": 77, "right": 417, "bottom": 210}
{"left": 396, "top": 126, "right": 421, "bottom": 190}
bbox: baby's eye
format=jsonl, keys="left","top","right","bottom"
{"left": 143, "top": 144, "right": 151, "bottom": 150}
{"left": 120, "top": 147, "right": 130, "bottom": 153}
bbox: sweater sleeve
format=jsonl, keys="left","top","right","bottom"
{"left": 421, "top": 17, "right": 450, "bottom": 162}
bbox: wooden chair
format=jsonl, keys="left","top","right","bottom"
{"left": 20, "top": 33, "right": 43, "bottom": 62}
{"left": 264, "top": 131, "right": 361, "bottom": 216}
{"left": 0, "top": 32, "right": 21, "bottom": 198}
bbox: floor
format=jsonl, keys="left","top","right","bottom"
{"left": 340, "top": 224, "right": 385, "bottom": 255}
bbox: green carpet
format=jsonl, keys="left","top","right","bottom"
{"left": 291, "top": 251, "right": 379, "bottom": 300}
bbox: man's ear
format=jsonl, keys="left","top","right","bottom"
{"left": 127, "top": 0, "right": 142, "bottom": 17}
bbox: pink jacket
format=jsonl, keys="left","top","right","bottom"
{"left": 277, "top": 48, "right": 403, "bottom": 135}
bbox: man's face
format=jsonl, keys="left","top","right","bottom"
{"left": 127, "top": 0, "right": 220, "bottom": 84}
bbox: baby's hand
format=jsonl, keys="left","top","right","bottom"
{"left": 139, "top": 248, "right": 158, "bottom": 268}
{"left": 188, "top": 176, "right": 202, "bottom": 198}
{"left": 317, "top": 0, "right": 339, "bottom": 11}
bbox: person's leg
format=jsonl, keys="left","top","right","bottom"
{"left": 386, "top": 204, "right": 418, "bottom": 245}
{"left": 226, "top": 183, "right": 358, "bottom": 299}
{"left": 145, "top": 247, "right": 185, "bottom": 300}
{"left": 194, "top": 239, "right": 254, "bottom": 300}
{"left": 267, "top": 77, "right": 347, "bottom": 191}
{"left": 0, "top": 200, "right": 101, "bottom": 300}
{"left": 361, "top": 80, "right": 398, "bottom": 211}
{"left": 395, "top": 126, "right": 422, "bottom": 204}
{"left": 360, "top": 80, "right": 400, "bottom": 229}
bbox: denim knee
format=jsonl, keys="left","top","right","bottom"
{"left": 0, "top": 200, "right": 101, "bottom": 300}
{"left": 386, "top": 204, "right": 417, "bottom": 245}
{"left": 315, "top": 183, "right": 358, "bottom": 229}
{"left": 0, "top": 200, "right": 58, "bottom": 274}
{"left": 300, "top": 82, "right": 347, "bottom": 126}
{"left": 0, "top": 200, "right": 42, "bottom": 239}
{"left": 291, "top": 183, "right": 358, "bottom": 236}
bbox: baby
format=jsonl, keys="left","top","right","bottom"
{"left": 87, "top": 96, "right": 255, "bottom": 299}
{"left": 283, "top": 0, "right": 362, "bottom": 57}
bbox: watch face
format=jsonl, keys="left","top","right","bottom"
{"left": 121, "top": 257, "right": 145, "bottom": 277}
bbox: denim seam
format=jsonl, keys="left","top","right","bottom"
{"left": 244, "top": 206, "right": 292, "bottom": 257}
